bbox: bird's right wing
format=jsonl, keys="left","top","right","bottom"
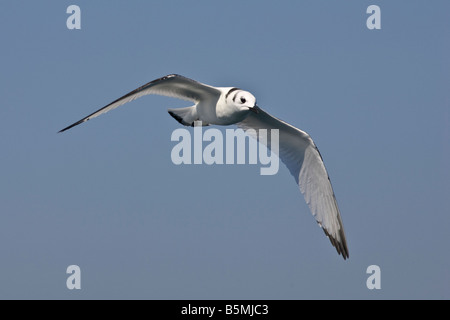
{"left": 237, "top": 107, "right": 349, "bottom": 259}
{"left": 59, "top": 74, "right": 221, "bottom": 132}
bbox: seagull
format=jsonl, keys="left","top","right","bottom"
{"left": 60, "top": 74, "right": 349, "bottom": 260}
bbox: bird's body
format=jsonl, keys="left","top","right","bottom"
{"left": 202, "top": 87, "right": 252, "bottom": 125}
{"left": 60, "top": 74, "right": 349, "bottom": 260}
{"left": 180, "top": 87, "right": 252, "bottom": 126}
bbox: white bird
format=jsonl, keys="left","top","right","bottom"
{"left": 60, "top": 74, "right": 349, "bottom": 259}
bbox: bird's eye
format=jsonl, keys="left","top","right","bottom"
{"left": 240, "top": 97, "right": 246, "bottom": 104}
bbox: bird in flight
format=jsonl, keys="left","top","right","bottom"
{"left": 60, "top": 74, "right": 349, "bottom": 259}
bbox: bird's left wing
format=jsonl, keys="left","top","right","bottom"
{"left": 59, "top": 74, "right": 220, "bottom": 132}
{"left": 237, "top": 107, "right": 349, "bottom": 259}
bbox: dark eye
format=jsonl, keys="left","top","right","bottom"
{"left": 240, "top": 97, "right": 246, "bottom": 104}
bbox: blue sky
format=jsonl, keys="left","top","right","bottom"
{"left": 0, "top": 1, "right": 449, "bottom": 299}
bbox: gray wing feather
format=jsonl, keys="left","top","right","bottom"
{"left": 237, "top": 107, "right": 349, "bottom": 259}
{"left": 59, "top": 74, "right": 220, "bottom": 132}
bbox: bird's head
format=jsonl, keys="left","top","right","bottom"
{"left": 225, "top": 88, "right": 258, "bottom": 113}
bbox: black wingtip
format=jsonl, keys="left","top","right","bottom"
{"left": 322, "top": 227, "right": 349, "bottom": 260}
{"left": 168, "top": 110, "right": 184, "bottom": 125}
{"left": 58, "top": 119, "right": 87, "bottom": 133}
